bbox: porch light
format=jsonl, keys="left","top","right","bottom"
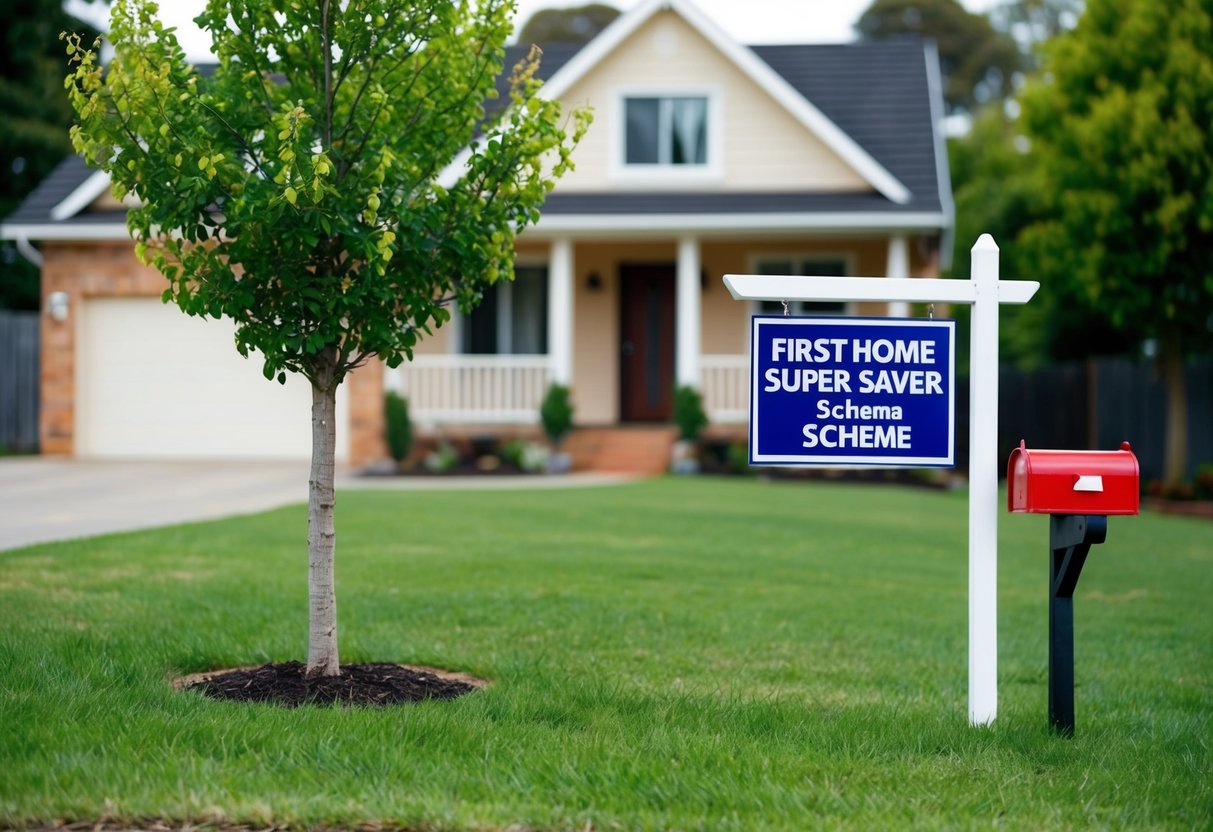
{"left": 46, "top": 291, "right": 70, "bottom": 322}
{"left": 585, "top": 271, "right": 603, "bottom": 291}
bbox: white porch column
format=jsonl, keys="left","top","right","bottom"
{"left": 886, "top": 234, "right": 910, "bottom": 317}
{"left": 676, "top": 235, "right": 701, "bottom": 388}
{"left": 548, "top": 237, "right": 574, "bottom": 385}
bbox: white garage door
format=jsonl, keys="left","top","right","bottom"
{"left": 76, "top": 297, "right": 349, "bottom": 460}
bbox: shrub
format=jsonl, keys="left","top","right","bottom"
{"left": 502, "top": 439, "right": 550, "bottom": 473}
{"left": 540, "top": 383, "right": 574, "bottom": 447}
{"left": 673, "top": 385, "right": 708, "bottom": 442}
{"left": 424, "top": 441, "right": 459, "bottom": 473}
{"left": 384, "top": 391, "right": 412, "bottom": 463}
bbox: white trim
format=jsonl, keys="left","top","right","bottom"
{"left": 14, "top": 234, "right": 44, "bottom": 268}
{"left": 675, "top": 236, "right": 701, "bottom": 387}
{"left": 924, "top": 42, "right": 956, "bottom": 270}
{"left": 49, "top": 170, "right": 113, "bottom": 221}
{"left": 537, "top": 0, "right": 913, "bottom": 205}
{"left": 548, "top": 238, "right": 574, "bottom": 385}
{"left": 530, "top": 211, "right": 949, "bottom": 236}
{"left": 886, "top": 235, "right": 910, "bottom": 317}
{"left": 724, "top": 272, "right": 1039, "bottom": 305}
{"left": 0, "top": 222, "right": 130, "bottom": 241}
{"left": 609, "top": 86, "right": 724, "bottom": 186}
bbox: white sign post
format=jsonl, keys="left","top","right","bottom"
{"left": 724, "top": 234, "right": 1038, "bottom": 726}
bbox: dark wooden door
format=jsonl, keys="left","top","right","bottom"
{"left": 619, "top": 264, "right": 676, "bottom": 422}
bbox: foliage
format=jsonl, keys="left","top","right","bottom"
{"left": 516, "top": 3, "right": 620, "bottom": 46}
{"left": 0, "top": 0, "right": 102, "bottom": 310}
{"left": 384, "top": 390, "right": 412, "bottom": 463}
{"left": 539, "top": 382, "right": 574, "bottom": 446}
{"left": 1017, "top": 0, "right": 1212, "bottom": 483}
{"left": 1018, "top": 0, "right": 1212, "bottom": 354}
{"left": 1, "top": 479, "right": 1209, "bottom": 828}
{"left": 423, "top": 440, "right": 459, "bottom": 473}
{"left": 857, "top": 0, "right": 1022, "bottom": 113}
{"left": 63, "top": 0, "right": 589, "bottom": 675}
{"left": 947, "top": 104, "right": 1128, "bottom": 366}
{"left": 501, "top": 438, "right": 549, "bottom": 472}
{"left": 673, "top": 384, "right": 708, "bottom": 442}
{"left": 64, "top": 0, "right": 590, "bottom": 392}
{"left": 988, "top": 0, "right": 1085, "bottom": 64}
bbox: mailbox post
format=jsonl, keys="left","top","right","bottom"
{"left": 1007, "top": 440, "right": 1140, "bottom": 736}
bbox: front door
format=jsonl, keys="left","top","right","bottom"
{"left": 619, "top": 264, "right": 676, "bottom": 422}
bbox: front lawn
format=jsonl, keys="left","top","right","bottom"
{"left": 1, "top": 478, "right": 1208, "bottom": 829}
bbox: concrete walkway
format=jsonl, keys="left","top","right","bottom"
{"left": 0, "top": 457, "right": 637, "bottom": 551}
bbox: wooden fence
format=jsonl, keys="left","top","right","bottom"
{"left": 982, "top": 357, "right": 1213, "bottom": 483}
{"left": 0, "top": 311, "right": 38, "bottom": 453}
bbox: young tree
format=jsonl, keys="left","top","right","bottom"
{"left": 1018, "top": 0, "right": 1212, "bottom": 485}
{"left": 65, "top": 0, "right": 589, "bottom": 677}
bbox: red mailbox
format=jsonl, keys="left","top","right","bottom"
{"left": 1007, "top": 440, "right": 1140, "bottom": 516}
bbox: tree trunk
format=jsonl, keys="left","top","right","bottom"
{"left": 306, "top": 363, "right": 340, "bottom": 678}
{"left": 1161, "top": 332, "right": 1188, "bottom": 489}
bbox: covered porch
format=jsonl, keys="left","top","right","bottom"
{"left": 388, "top": 233, "right": 937, "bottom": 431}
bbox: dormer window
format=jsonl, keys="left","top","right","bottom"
{"left": 625, "top": 96, "right": 709, "bottom": 166}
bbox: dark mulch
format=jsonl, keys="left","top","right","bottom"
{"left": 185, "top": 661, "right": 478, "bottom": 708}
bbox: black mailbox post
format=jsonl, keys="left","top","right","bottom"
{"left": 1007, "top": 441, "right": 1140, "bottom": 736}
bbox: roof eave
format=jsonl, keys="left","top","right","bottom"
{"left": 0, "top": 222, "right": 131, "bottom": 242}
{"left": 527, "top": 210, "right": 950, "bottom": 238}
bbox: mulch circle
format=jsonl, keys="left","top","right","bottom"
{"left": 181, "top": 661, "right": 484, "bottom": 708}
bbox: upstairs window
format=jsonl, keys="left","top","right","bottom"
{"left": 756, "top": 258, "right": 850, "bottom": 317}
{"left": 625, "top": 96, "right": 709, "bottom": 166}
{"left": 461, "top": 266, "right": 549, "bottom": 355}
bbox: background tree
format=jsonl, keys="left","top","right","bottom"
{"left": 1, "top": 0, "right": 101, "bottom": 309}
{"left": 516, "top": 3, "right": 620, "bottom": 46}
{"left": 1018, "top": 0, "right": 1213, "bottom": 485}
{"left": 66, "top": 0, "right": 589, "bottom": 677}
{"left": 989, "top": 0, "right": 1084, "bottom": 65}
{"left": 856, "top": 0, "right": 1022, "bottom": 114}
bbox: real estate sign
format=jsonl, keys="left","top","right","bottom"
{"left": 749, "top": 316, "right": 955, "bottom": 467}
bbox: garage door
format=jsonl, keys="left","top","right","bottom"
{"left": 76, "top": 297, "right": 349, "bottom": 460}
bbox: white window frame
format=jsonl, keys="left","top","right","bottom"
{"left": 453, "top": 256, "right": 550, "bottom": 356}
{"left": 746, "top": 252, "right": 858, "bottom": 321}
{"left": 610, "top": 86, "right": 724, "bottom": 187}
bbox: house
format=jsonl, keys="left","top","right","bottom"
{"left": 1, "top": 0, "right": 952, "bottom": 469}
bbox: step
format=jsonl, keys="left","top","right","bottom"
{"left": 564, "top": 426, "right": 679, "bottom": 475}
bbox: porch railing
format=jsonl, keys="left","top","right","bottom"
{"left": 390, "top": 355, "right": 551, "bottom": 423}
{"left": 701, "top": 354, "right": 748, "bottom": 423}
{"left": 390, "top": 353, "right": 750, "bottom": 425}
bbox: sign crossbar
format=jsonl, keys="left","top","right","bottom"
{"left": 724, "top": 274, "right": 1038, "bottom": 305}
{"left": 724, "top": 234, "right": 1039, "bottom": 726}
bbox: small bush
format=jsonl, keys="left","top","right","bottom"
{"left": 540, "top": 383, "right": 574, "bottom": 447}
{"left": 502, "top": 439, "right": 550, "bottom": 473}
{"left": 424, "top": 441, "right": 459, "bottom": 473}
{"left": 727, "top": 442, "right": 751, "bottom": 475}
{"left": 384, "top": 391, "right": 412, "bottom": 463}
{"left": 673, "top": 385, "right": 708, "bottom": 442}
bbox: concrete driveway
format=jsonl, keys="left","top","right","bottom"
{"left": 0, "top": 457, "right": 634, "bottom": 551}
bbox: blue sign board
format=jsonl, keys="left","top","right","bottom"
{"left": 750, "top": 316, "right": 956, "bottom": 467}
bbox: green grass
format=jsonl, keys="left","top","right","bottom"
{"left": 1, "top": 477, "right": 1209, "bottom": 830}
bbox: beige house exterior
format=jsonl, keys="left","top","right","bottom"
{"left": 1, "top": 0, "right": 952, "bottom": 467}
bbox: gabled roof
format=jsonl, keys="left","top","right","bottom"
{"left": 2, "top": 2, "right": 953, "bottom": 241}
{"left": 533, "top": 0, "right": 912, "bottom": 204}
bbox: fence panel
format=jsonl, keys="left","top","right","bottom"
{"left": 971, "top": 358, "right": 1213, "bottom": 483}
{"left": 0, "top": 311, "right": 39, "bottom": 453}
